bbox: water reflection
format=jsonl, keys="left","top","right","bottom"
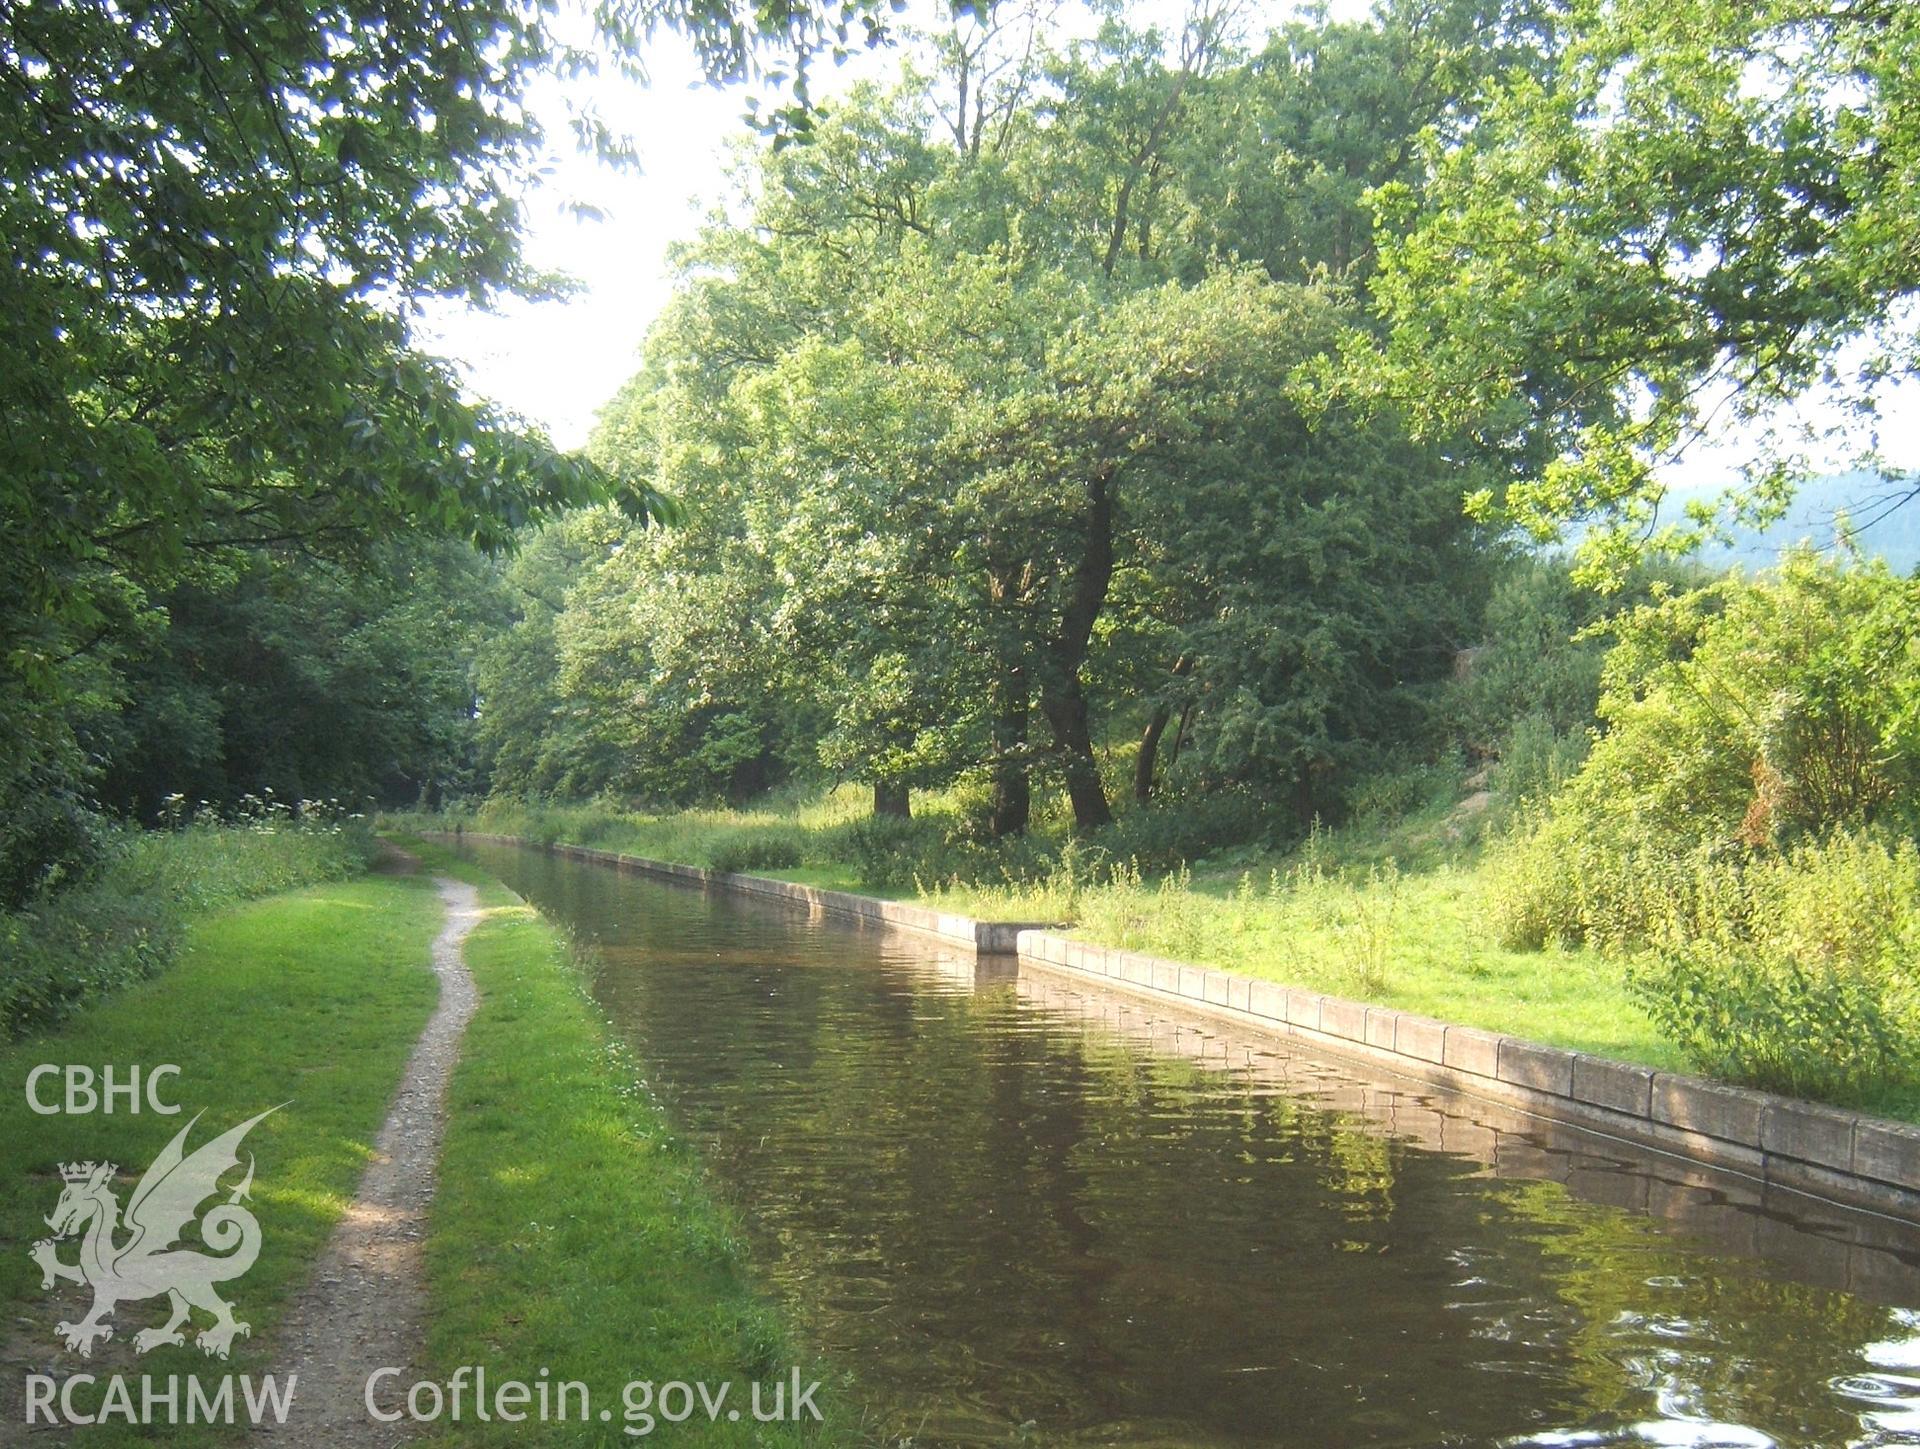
{"left": 464, "top": 842, "right": 1920, "bottom": 1447}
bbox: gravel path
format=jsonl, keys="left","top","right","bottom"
{"left": 259, "top": 873, "right": 480, "bottom": 1445}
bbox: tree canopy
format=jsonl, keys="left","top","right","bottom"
{"left": 1351, "top": 0, "right": 1920, "bottom": 578}
{"left": 475, "top": 0, "right": 1530, "bottom": 833}
{"left": 0, "top": 0, "right": 912, "bottom": 899}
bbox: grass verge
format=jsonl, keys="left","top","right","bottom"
{"left": 0, "top": 870, "right": 442, "bottom": 1442}
{"left": 399, "top": 837, "right": 850, "bottom": 1446}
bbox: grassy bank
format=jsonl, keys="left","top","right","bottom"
{"left": 0, "top": 812, "right": 376, "bottom": 1038}
{"left": 401, "top": 838, "right": 850, "bottom": 1446}
{"left": 0, "top": 869, "right": 443, "bottom": 1442}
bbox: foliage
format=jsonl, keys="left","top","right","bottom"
{"left": 0, "top": 806, "right": 374, "bottom": 1038}
{"left": 1628, "top": 832, "right": 1920, "bottom": 1103}
{"left": 1574, "top": 553, "right": 1917, "bottom": 847}
{"left": 1, "top": 0, "right": 885, "bottom": 899}
{"left": 1088, "top": 791, "right": 1277, "bottom": 871}
{"left": 99, "top": 540, "right": 511, "bottom": 820}
{"left": 504, "top": 1, "right": 1527, "bottom": 833}
{"left": 1350, "top": 0, "right": 1920, "bottom": 578}
{"left": 709, "top": 829, "right": 808, "bottom": 874}
{"left": 1457, "top": 560, "right": 1614, "bottom": 748}
{"left": 1491, "top": 712, "right": 1592, "bottom": 817}
{"left": 1490, "top": 553, "right": 1920, "bottom": 950}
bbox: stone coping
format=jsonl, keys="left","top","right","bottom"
{"left": 431, "top": 831, "right": 1920, "bottom": 1227}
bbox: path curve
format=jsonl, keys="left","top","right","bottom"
{"left": 261, "top": 874, "right": 480, "bottom": 1445}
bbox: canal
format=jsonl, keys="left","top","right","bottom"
{"left": 461, "top": 840, "right": 1920, "bottom": 1447}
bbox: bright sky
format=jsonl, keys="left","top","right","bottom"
{"left": 417, "top": 2, "right": 1920, "bottom": 495}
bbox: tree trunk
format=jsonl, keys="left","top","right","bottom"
{"left": 1134, "top": 705, "right": 1171, "bottom": 802}
{"left": 1037, "top": 468, "right": 1118, "bottom": 832}
{"left": 1168, "top": 701, "right": 1194, "bottom": 768}
{"left": 988, "top": 664, "right": 1031, "bottom": 837}
{"left": 873, "top": 779, "right": 911, "bottom": 819}
{"left": 1133, "top": 655, "right": 1192, "bottom": 802}
{"left": 1041, "top": 680, "right": 1113, "bottom": 830}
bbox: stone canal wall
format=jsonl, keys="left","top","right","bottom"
{"left": 431, "top": 833, "right": 1920, "bottom": 1227}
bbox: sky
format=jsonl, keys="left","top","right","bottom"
{"left": 416, "top": 1, "right": 1919, "bottom": 497}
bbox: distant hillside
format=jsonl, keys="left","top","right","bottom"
{"left": 1691, "top": 470, "right": 1920, "bottom": 572}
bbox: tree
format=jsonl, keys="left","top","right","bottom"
{"left": 1350, "top": 0, "right": 1920, "bottom": 578}
{"left": 558, "top": 4, "right": 1519, "bottom": 832}
{"left": 92, "top": 541, "right": 510, "bottom": 817}
{"left": 1, "top": 0, "right": 892, "bottom": 894}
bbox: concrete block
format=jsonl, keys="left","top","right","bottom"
{"left": 1442, "top": 1026, "right": 1502, "bottom": 1078}
{"left": 1497, "top": 1039, "right": 1575, "bottom": 1096}
{"left": 1363, "top": 1007, "right": 1398, "bottom": 1051}
{"left": 1179, "top": 966, "right": 1208, "bottom": 1000}
{"left": 1153, "top": 961, "right": 1180, "bottom": 994}
{"left": 1285, "top": 991, "right": 1324, "bottom": 1031}
{"left": 1319, "top": 997, "right": 1367, "bottom": 1042}
{"left": 1761, "top": 1099, "right": 1857, "bottom": 1173}
{"left": 1393, "top": 1014, "right": 1447, "bottom": 1065}
{"left": 1651, "top": 1075, "right": 1767, "bottom": 1147}
{"left": 1203, "top": 973, "right": 1231, "bottom": 1007}
{"left": 1227, "top": 976, "right": 1251, "bottom": 1014}
{"left": 1571, "top": 1055, "right": 1654, "bottom": 1118}
{"left": 1854, "top": 1120, "right": 1920, "bottom": 1189}
{"left": 1248, "top": 981, "right": 1286, "bottom": 1020}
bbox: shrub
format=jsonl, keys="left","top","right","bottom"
{"left": 708, "top": 829, "right": 805, "bottom": 874}
{"left": 1627, "top": 831, "right": 1920, "bottom": 1103}
{"left": 0, "top": 790, "right": 112, "bottom": 910}
{"left": 1490, "top": 553, "right": 1920, "bottom": 949}
{"left": 1455, "top": 560, "right": 1610, "bottom": 747}
{"left": 1491, "top": 713, "right": 1590, "bottom": 816}
{"left": 1090, "top": 792, "right": 1272, "bottom": 873}
{"left": 1341, "top": 762, "right": 1452, "bottom": 827}
{"left": 1566, "top": 552, "right": 1918, "bottom": 853}
{"left": 831, "top": 810, "right": 1060, "bottom": 892}
{"left": 851, "top": 818, "right": 988, "bottom": 891}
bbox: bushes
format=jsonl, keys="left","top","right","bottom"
{"left": 1626, "top": 832, "right": 1920, "bottom": 1103}
{"left": 1564, "top": 551, "right": 1917, "bottom": 855}
{"left": 1089, "top": 792, "right": 1273, "bottom": 872}
{"left": 837, "top": 813, "right": 943, "bottom": 890}
{"left": 0, "top": 808, "right": 374, "bottom": 1039}
{"left": 1491, "top": 554, "right": 1920, "bottom": 949}
{"left": 708, "top": 829, "right": 805, "bottom": 874}
{"left": 834, "top": 812, "right": 1054, "bottom": 892}
{"left": 1491, "top": 713, "right": 1590, "bottom": 816}
{"left": 1482, "top": 555, "right": 1920, "bottom": 1105}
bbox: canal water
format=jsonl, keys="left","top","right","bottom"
{"left": 461, "top": 841, "right": 1920, "bottom": 1447}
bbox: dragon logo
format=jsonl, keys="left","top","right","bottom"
{"left": 29, "top": 1107, "right": 279, "bottom": 1359}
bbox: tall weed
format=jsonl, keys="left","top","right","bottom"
{"left": 1626, "top": 832, "right": 1920, "bottom": 1103}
